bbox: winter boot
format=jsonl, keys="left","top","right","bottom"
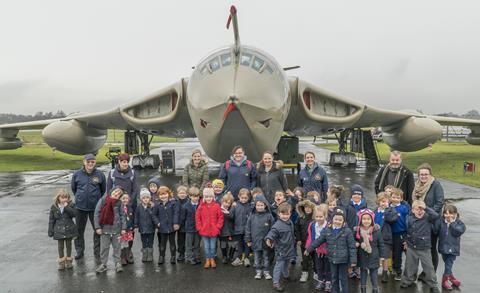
{"left": 204, "top": 258, "right": 211, "bottom": 269}
{"left": 120, "top": 248, "right": 128, "bottom": 266}
{"left": 170, "top": 255, "right": 176, "bottom": 264}
{"left": 65, "top": 257, "right": 73, "bottom": 269}
{"left": 449, "top": 274, "right": 461, "bottom": 287}
{"left": 300, "top": 271, "right": 308, "bottom": 282}
{"left": 158, "top": 255, "right": 164, "bottom": 265}
{"left": 126, "top": 247, "right": 134, "bottom": 264}
{"left": 58, "top": 257, "right": 66, "bottom": 270}
{"left": 360, "top": 286, "right": 367, "bottom": 293}
{"left": 381, "top": 270, "right": 389, "bottom": 283}
{"left": 210, "top": 258, "right": 217, "bottom": 268}
{"left": 147, "top": 248, "right": 154, "bottom": 262}
{"left": 442, "top": 275, "right": 453, "bottom": 290}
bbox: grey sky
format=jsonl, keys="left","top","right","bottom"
{"left": 1, "top": 0, "right": 479, "bottom": 115}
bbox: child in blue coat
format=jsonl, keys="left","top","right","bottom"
{"left": 134, "top": 188, "right": 156, "bottom": 262}
{"left": 434, "top": 204, "right": 466, "bottom": 290}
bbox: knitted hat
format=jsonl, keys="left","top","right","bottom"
{"left": 356, "top": 209, "right": 375, "bottom": 241}
{"left": 140, "top": 188, "right": 151, "bottom": 199}
{"left": 118, "top": 153, "right": 130, "bottom": 162}
{"left": 332, "top": 208, "right": 346, "bottom": 221}
{"left": 212, "top": 179, "right": 224, "bottom": 189}
{"left": 350, "top": 184, "right": 364, "bottom": 197}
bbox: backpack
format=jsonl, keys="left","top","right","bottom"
{"left": 109, "top": 168, "right": 135, "bottom": 186}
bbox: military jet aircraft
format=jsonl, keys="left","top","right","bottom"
{"left": 1, "top": 6, "right": 480, "bottom": 163}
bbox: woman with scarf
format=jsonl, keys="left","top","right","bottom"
{"left": 218, "top": 145, "right": 257, "bottom": 200}
{"left": 413, "top": 163, "right": 445, "bottom": 278}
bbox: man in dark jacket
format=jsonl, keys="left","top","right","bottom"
{"left": 71, "top": 153, "right": 106, "bottom": 260}
{"left": 374, "top": 151, "right": 414, "bottom": 205}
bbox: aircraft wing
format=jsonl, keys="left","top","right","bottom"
{"left": 285, "top": 77, "right": 480, "bottom": 150}
{"left": 0, "top": 79, "right": 195, "bottom": 153}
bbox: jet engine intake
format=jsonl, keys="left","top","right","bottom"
{"left": 381, "top": 117, "right": 442, "bottom": 151}
{"left": 42, "top": 120, "right": 107, "bottom": 155}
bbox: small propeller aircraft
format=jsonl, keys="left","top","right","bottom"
{"left": 1, "top": 6, "right": 479, "bottom": 164}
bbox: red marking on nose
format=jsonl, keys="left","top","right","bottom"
{"left": 223, "top": 103, "right": 236, "bottom": 120}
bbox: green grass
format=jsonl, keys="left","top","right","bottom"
{"left": 318, "top": 141, "right": 480, "bottom": 187}
{"left": 0, "top": 130, "right": 177, "bottom": 172}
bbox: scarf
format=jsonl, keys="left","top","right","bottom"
{"left": 360, "top": 228, "right": 373, "bottom": 254}
{"left": 378, "top": 164, "right": 404, "bottom": 191}
{"left": 413, "top": 176, "right": 435, "bottom": 202}
{"left": 99, "top": 196, "right": 118, "bottom": 226}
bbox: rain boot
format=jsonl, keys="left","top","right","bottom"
{"left": 127, "top": 247, "right": 134, "bottom": 264}
{"left": 449, "top": 274, "right": 461, "bottom": 287}
{"left": 58, "top": 257, "right": 66, "bottom": 270}
{"left": 65, "top": 257, "right": 73, "bottom": 269}
{"left": 381, "top": 270, "right": 388, "bottom": 283}
{"left": 442, "top": 275, "right": 453, "bottom": 290}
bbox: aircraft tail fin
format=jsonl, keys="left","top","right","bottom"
{"left": 226, "top": 5, "right": 240, "bottom": 56}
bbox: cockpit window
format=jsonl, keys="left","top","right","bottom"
{"left": 209, "top": 57, "right": 221, "bottom": 72}
{"left": 221, "top": 53, "right": 232, "bottom": 66}
{"left": 240, "top": 53, "right": 252, "bottom": 66}
{"left": 252, "top": 56, "right": 265, "bottom": 72}
{"left": 264, "top": 64, "right": 274, "bottom": 74}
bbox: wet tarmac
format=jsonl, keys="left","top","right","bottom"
{"left": 0, "top": 140, "right": 478, "bottom": 293}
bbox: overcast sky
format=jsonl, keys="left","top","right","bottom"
{"left": 0, "top": 0, "right": 479, "bottom": 115}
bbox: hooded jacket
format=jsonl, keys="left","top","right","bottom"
{"left": 182, "top": 159, "right": 209, "bottom": 190}
{"left": 134, "top": 204, "right": 156, "bottom": 234}
{"left": 256, "top": 161, "right": 288, "bottom": 203}
{"left": 195, "top": 199, "right": 224, "bottom": 237}
{"left": 219, "top": 156, "right": 257, "bottom": 199}
{"left": 48, "top": 204, "right": 78, "bottom": 240}
{"left": 71, "top": 167, "right": 106, "bottom": 212}
{"left": 346, "top": 198, "right": 368, "bottom": 229}
{"left": 106, "top": 166, "right": 139, "bottom": 209}
{"left": 265, "top": 218, "right": 296, "bottom": 261}
{"left": 220, "top": 206, "right": 234, "bottom": 237}
{"left": 294, "top": 200, "right": 316, "bottom": 243}
{"left": 152, "top": 199, "right": 180, "bottom": 234}
{"left": 229, "top": 200, "right": 253, "bottom": 235}
{"left": 183, "top": 199, "right": 200, "bottom": 233}
{"left": 245, "top": 195, "right": 275, "bottom": 251}
{"left": 434, "top": 217, "right": 466, "bottom": 256}
{"left": 146, "top": 177, "right": 162, "bottom": 205}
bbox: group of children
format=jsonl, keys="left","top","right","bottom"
{"left": 48, "top": 178, "right": 466, "bottom": 293}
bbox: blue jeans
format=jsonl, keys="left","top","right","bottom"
{"left": 254, "top": 249, "right": 270, "bottom": 272}
{"left": 202, "top": 236, "right": 217, "bottom": 258}
{"left": 442, "top": 254, "right": 456, "bottom": 275}
{"left": 330, "top": 263, "right": 348, "bottom": 293}
{"left": 273, "top": 259, "right": 289, "bottom": 285}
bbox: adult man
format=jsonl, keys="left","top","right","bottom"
{"left": 374, "top": 151, "right": 414, "bottom": 205}
{"left": 71, "top": 153, "right": 106, "bottom": 260}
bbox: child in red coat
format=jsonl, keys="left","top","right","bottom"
{"left": 196, "top": 187, "right": 224, "bottom": 269}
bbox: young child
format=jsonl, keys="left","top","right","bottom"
{"left": 134, "top": 188, "right": 156, "bottom": 262}
{"left": 401, "top": 200, "right": 440, "bottom": 293}
{"left": 230, "top": 188, "right": 253, "bottom": 267}
{"left": 120, "top": 193, "right": 135, "bottom": 266}
{"left": 295, "top": 199, "right": 316, "bottom": 282}
{"left": 152, "top": 186, "right": 180, "bottom": 265}
{"left": 271, "top": 190, "right": 287, "bottom": 219}
{"left": 374, "top": 192, "right": 398, "bottom": 282}
{"left": 245, "top": 194, "right": 275, "bottom": 280}
{"left": 196, "top": 187, "right": 224, "bottom": 269}
{"left": 48, "top": 189, "right": 78, "bottom": 270}
{"left": 305, "top": 204, "right": 330, "bottom": 291}
{"left": 306, "top": 209, "right": 357, "bottom": 293}
{"left": 389, "top": 188, "right": 410, "bottom": 281}
{"left": 94, "top": 186, "right": 126, "bottom": 273}
{"left": 219, "top": 193, "right": 236, "bottom": 264}
{"left": 345, "top": 184, "right": 367, "bottom": 279}
{"left": 251, "top": 187, "right": 264, "bottom": 202}
{"left": 184, "top": 187, "right": 201, "bottom": 265}
{"left": 327, "top": 184, "right": 345, "bottom": 208}
{"left": 212, "top": 179, "right": 225, "bottom": 203}
{"left": 434, "top": 204, "right": 466, "bottom": 290}
{"left": 147, "top": 177, "right": 162, "bottom": 206}
{"left": 327, "top": 196, "right": 346, "bottom": 223}
{"left": 176, "top": 185, "right": 189, "bottom": 262}
{"left": 293, "top": 187, "right": 305, "bottom": 202}
{"left": 384, "top": 185, "right": 395, "bottom": 198}
{"left": 354, "top": 209, "right": 386, "bottom": 293}
{"left": 265, "top": 202, "right": 296, "bottom": 292}
{"left": 306, "top": 190, "right": 321, "bottom": 205}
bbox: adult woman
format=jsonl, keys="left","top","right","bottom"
{"left": 218, "top": 145, "right": 257, "bottom": 200}
{"left": 256, "top": 151, "right": 288, "bottom": 203}
{"left": 297, "top": 151, "right": 328, "bottom": 203}
{"left": 413, "top": 162, "right": 444, "bottom": 279}
{"left": 182, "top": 149, "right": 209, "bottom": 190}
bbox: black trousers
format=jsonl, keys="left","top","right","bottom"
{"left": 431, "top": 233, "right": 439, "bottom": 271}
{"left": 58, "top": 238, "right": 73, "bottom": 258}
{"left": 158, "top": 232, "right": 176, "bottom": 257}
{"left": 392, "top": 233, "right": 405, "bottom": 273}
{"left": 300, "top": 243, "right": 312, "bottom": 271}
{"left": 177, "top": 231, "right": 186, "bottom": 256}
{"left": 74, "top": 209, "right": 100, "bottom": 257}
{"left": 141, "top": 233, "right": 154, "bottom": 249}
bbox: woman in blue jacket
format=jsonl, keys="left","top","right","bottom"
{"left": 298, "top": 151, "right": 328, "bottom": 203}
{"left": 219, "top": 145, "right": 257, "bottom": 200}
